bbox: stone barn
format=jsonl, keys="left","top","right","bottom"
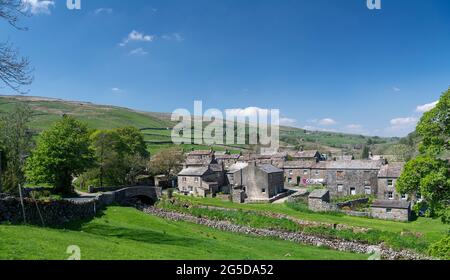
{"left": 370, "top": 200, "right": 411, "bottom": 222}
{"left": 308, "top": 189, "right": 332, "bottom": 212}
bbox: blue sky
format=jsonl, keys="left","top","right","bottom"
{"left": 1, "top": 0, "right": 449, "bottom": 137}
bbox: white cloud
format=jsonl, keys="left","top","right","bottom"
{"left": 129, "top": 48, "right": 148, "bottom": 56}
{"left": 111, "top": 87, "right": 123, "bottom": 94}
{"left": 279, "top": 117, "right": 297, "bottom": 126}
{"left": 119, "top": 30, "right": 155, "bottom": 47}
{"left": 390, "top": 117, "right": 418, "bottom": 127}
{"left": 21, "top": 0, "right": 55, "bottom": 15}
{"left": 416, "top": 101, "right": 438, "bottom": 113}
{"left": 94, "top": 8, "right": 113, "bottom": 15}
{"left": 318, "top": 118, "right": 337, "bottom": 126}
{"left": 392, "top": 87, "right": 401, "bottom": 92}
{"left": 162, "top": 33, "right": 184, "bottom": 42}
{"left": 346, "top": 124, "right": 363, "bottom": 130}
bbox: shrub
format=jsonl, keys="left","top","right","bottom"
{"left": 428, "top": 236, "right": 450, "bottom": 260}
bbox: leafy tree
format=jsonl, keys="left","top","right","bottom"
{"left": 0, "top": 103, "right": 33, "bottom": 194}
{"left": 397, "top": 89, "right": 450, "bottom": 223}
{"left": 115, "top": 127, "right": 149, "bottom": 158}
{"left": 361, "top": 146, "right": 370, "bottom": 159}
{"left": 89, "top": 130, "right": 122, "bottom": 187}
{"left": 25, "top": 116, "right": 95, "bottom": 194}
{"left": 149, "top": 147, "right": 184, "bottom": 179}
{"left": 416, "top": 89, "right": 449, "bottom": 156}
{"left": 81, "top": 127, "right": 149, "bottom": 188}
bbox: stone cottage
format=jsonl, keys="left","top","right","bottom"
{"left": 283, "top": 160, "right": 317, "bottom": 186}
{"left": 289, "top": 150, "right": 323, "bottom": 162}
{"left": 377, "top": 162, "right": 406, "bottom": 201}
{"left": 370, "top": 199, "right": 411, "bottom": 222}
{"left": 227, "top": 162, "right": 285, "bottom": 203}
{"left": 178, "top": 167, "right": 219, "bottom": 197}
{"left": 320, "top": 160, "right": 384, "bottom": 198}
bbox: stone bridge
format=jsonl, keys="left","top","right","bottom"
{"left": 97, "top": 186, "right": 162, "bottom": 206}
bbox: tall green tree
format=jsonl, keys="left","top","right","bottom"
{"left": 81, "top": 127, "right": 149, "bottom": 188}
{"left": 25, "top": 116, "right": 95, "bottom": 194}
{"left": 397, "top": 89, "right": 450, "bottom": 223}
{"left": 0, "top": 103, "right": 33, "bottom": 194}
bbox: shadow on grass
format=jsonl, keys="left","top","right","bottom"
{"left": 54, "top": 206, "right": 205, "bottom": 247}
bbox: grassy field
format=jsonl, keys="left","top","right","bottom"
{"left": 0, "top": 95, "right": 398, "bottom": 155}
{"left": 0, "top": 207, "right": 367, "bottom": 260}
{"left": 179, "top": 196, "right": 449, "bottom": 245}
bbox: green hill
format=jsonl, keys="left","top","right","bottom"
{"left": 0, "top": 95, "right": 398, "bottom": 156}
{"left": 0, "top": 206, "right": 366, "bottom": 260}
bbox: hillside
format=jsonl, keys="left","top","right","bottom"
{"left": 0, "top": 95, "right": 398, "bottom": 156}
{"left": 0, "top": 206, "right": 366, "bottom": 260}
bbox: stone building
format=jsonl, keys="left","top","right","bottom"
{"left": 178, "top": 167, "right": 219, "bottom": 197}
{"left": 308, "top": 189, "right": 332, "bottom": 212}
{"left": 283, "top": 160, "right": 317, "bottom": 186}
{"left": 370, "top": 199, "right": 411, "bottom": 222}
{"left": 184, "top": 150, "right": 215, "bottom": 167}
{"left": 377, "top": 163, "right": 406, "bottom": 201}
{"left": 227, "top": 162, "right": 285, "bottom": 203}
{"left": 322, "top": 160, "right": 384, "bottom": 198}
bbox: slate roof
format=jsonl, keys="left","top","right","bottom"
{"left": 309, "top": 189, "right": 329, "bottom": 199}
{"left": 209, "top": 163, "right": 224, "bottom": 172}
{"left": 371, "top": 199, "right": 411, "bottom": 209}
{"left": 283, "top": 160, "right": 317, "bottom": 169}
{"left": 294, "top": 150, "right": 320, "bottom": 158}
{"left": 258, "top": 164, "right": 283, "bottom": 174}
{"left": 378, "top": 163, "right": 405, "bottom": 178}
{"left": 215, "top": 154, "right": 241, "bottom": 160}
{"left": 178, "top": 167, "right": 210, "bottom": 176}
{"left": 187, "top": 150, "right": 213, "bottom": 156}
{"left": 227, "top": 162, "right": 248, "bottom": 173}
{"left": 321, "top": 160, "right": 383, "bottom": 170}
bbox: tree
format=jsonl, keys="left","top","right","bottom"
{"left": 361, "top": 146, "right": 370, "bottom": 159}
{"left": 25, "top": 116, "right": 95, "bottom": 194}
{"left": 149, "top": 147, "right": 184, "bottom": 179}
{"left": 416, "top": 89, "right": 449, "bottom": 156}
{"left": 81, "top": 127, "right": 149, "bottom": 188}
{"left": 0, "top": 0, "right": 33, "bottom": 93}
{"left": 89, "top": 130, "right": 122, "bottom": 187}
{"left": 115, "top": 127, "right": 149, "bottom": 158}
{"left": 0, "top": 103, "right": 33, "bottom": 194}
{"left": 397, "top": 89, "right": 450, "bottom": 223}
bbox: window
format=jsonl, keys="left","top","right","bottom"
{"left": 401, "top": 194, "right": 408, "bottom": 200}
{"left": 386, "top": 208, "right": 392, "bottom": 213}
{"left": 350, "top": 187, "right": 356, "bottom": 196}
{"left": 262, "top": 188, "right": 266, "bottom": 194}
{"left": 182, "top": 177, "right": 186, "bottom": 182}
{"left": 365, "top": 186, "right": 372, "bottom": 195}
{"left": 388, "top": 179, "right": 394, "bottom": 187}
{"left": 288, "top": 178, "right": 292, "bottom": 183}
{"left": 289, "top": 170, "right": 293, "bottom": 175}
{"left": 303, "top": 170, "right": 308, "bottom": 175}
{"left": 315, "top": 170, "right": 320, "bottom": 176}
{"left": 337, "top": 185, "right": 344, "bottom": 192}
{"left": 194, "top": 177, "right": 199, "bottom": 183}
{"left": 188, "top": 186, "right": 193, "bottom": 192}
{"left": 388, "top": 192, "right": 394, "bottom": 200}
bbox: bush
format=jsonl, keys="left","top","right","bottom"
{"left": 428, "top": 236, "right": 450, "bottom": 260}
